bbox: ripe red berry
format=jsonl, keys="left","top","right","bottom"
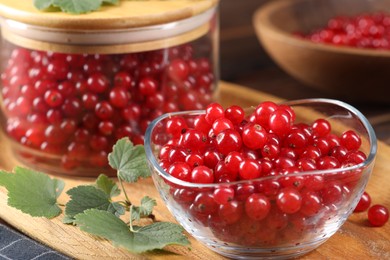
{"left": 213, "top": 187, "right": 235, "bottom": 204}
{"left": 87, "top": 73, "right": 109, "bottom": 94}
{"left": 242, "top": 123, "right": 267, "bottom": 150}
{"left": 238, "top": 158, "right": 261, "bottom": 180}
{"left": 167, "top": 162, "right": 191, "bottom": 182}
{"left": 245, "top": 193, "right": 271, "bottom": 220}
{"left": 215, "top": 129, "right": 242, "bottom": 156}
{"left": 254, "top": 101, "right": 278, "bottom": 129}
{"left": 367, "top": 204, "right": 389, "bottom": 227}
{"left": 205, "top": 103, "right": 224, "bottom": 124}
{"left": 276, "top": 187, "right": 302, "bottom": 214}
{"left": 269, "top": 108, "right": 292, "bottom": 137}
{"left": 190, "top": 166, "right": 214, "bottom": 184}
{"left": 44, "top": 90, "right": 63, "bottom": 107}
{"left": 225, "top": 105, "right": 245, "bottom": 125}
{"left": 340, "top": 130, "right": 362, "bottom": 151}
{"left": 168, "top": 59, "right": 189, "bottom": 81}
{"left": 354, "top": 191, "right": 371, "bottom": 212}
{"left": 218, "top": 200, "right": 243, "bottom": 225}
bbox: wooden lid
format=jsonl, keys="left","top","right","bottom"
{"left": 0, "top": 0, "right": 219, "bottom": 30}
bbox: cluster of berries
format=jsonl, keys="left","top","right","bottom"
{"left": 1, "top": 45, "right": 214, "bottom": 173}
{"left": 154, "top": 101, "right": 382, "bottom": 246}
{"left": 299, "top": 12, "right": 390, "bottom": 50}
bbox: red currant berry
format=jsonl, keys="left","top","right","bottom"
{"left": 245, "top": 193, "right": 271, "bottom": 221}
{"left": 167, "top": 162, "right": 191, "bottom": 182}
{"left": 218, "top": 200, "right": 244, "bottom": 225}
{"left": 312, "top": 118, "right": 331, "bottom": 137}
{"left": 213, "top": 187, "right": 235, "bottom": 205}
{"left": 193, "top": 192, "right": 218, "bottom": 214}
{"left": 367, "top": 204, "right": 389, "bottom": 227}
{"left": 138, "top": 77, "right": 158, "bottom": 96}
{"left": 225, "top": 105, "right": 245, "bottom": 125}
{"left": 340, "top": 130, "right": 362, "bottom": 151}
{"left": 212, "top": 118, "right": 234, "bottom": 135}
{"left": 276, "top": 187, "right": 302, "bottom": 214}
{"left": 300, "top": 190, "right": 322, "bottom": 216}
{"left": 109, "top": 87, "right": 130, "bottom": 108}
{"left": 242, "top": 123, "right": 267, "bottom": 150}
{"left": 166, "top": 116, "right": 188, "bottom": 138}
{"left": 269, "top": 108, "right": 292, "bottom": 137}
{"left": 254, "top": 101, "right": 278, "bottom": 129}
{"left": 44, "top": 89, "right": 63, "bottom": 107}
{"left": 87, "top": 73, "right": 109, "bottom": 94}
{"left": 354, "top": 191, "right": 371, "bottom": 212}
{"left": 238, "top": 158, "right": 262, "bottom": 180}
{"left": 205, "top": 103, "right": 224, "bottom": 124}
{"left": 190, "top": 166, "right": 214, "bottom": 184}
{"left": 168, "top": 58, "right": 189, "bottom": 81}
{"left": 215, "top": 129, "right": 242, "bottom": 156}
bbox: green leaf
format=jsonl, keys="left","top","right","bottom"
{"left": 95, "top": 174, "right": 120, "bottom": 198}
{"left": 103, "top": 0, "right": 119, "bottom": 4}
{"left": 33, "top": 0, "right": 54, "bottom": 10}
{"left": 62, "top": 215, "right": 76, "bottom": 224}
{"left": 74, "top": 209, "right": 189, "bottom": 253}
{"left": 34, "top": 0, "right": 118, "bottom": 13}
{"left": 108, "top": 138, "right": 150, "bottom": 183}
{"left": 133, "top": 222, "right": 190, "bottom": 252}
{"left": 0, "top": 170, "right": 12, "bottom": 187}
{"left": 131, "top": 196, "right": 156, "bottom": 222}
{"left": 0, "top": 167, "right": 64, "bottom": 218}
{"left": 108, "top": 202, "right": 126, "bottom": 217}
{"left": 52, "top": 0, "right": 103, "bottom": 14}
{"left": 65, "top": 186, "right": 112, "bottom": 220}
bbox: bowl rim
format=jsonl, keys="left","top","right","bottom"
{"left": 253, "top": 0, "right": 390, "bottom": 57}
{"left": 144, "top": 98, "right": 377, "bottom": 188}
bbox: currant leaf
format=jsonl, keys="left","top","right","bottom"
{"left": 131, "top": 196, "right": 156, "bottom": 222}
{"left": 109, "top": 202, "right": 126, "bottom": 217}
{"left": 108, "top": 137, "right": 150, "bottom": 183}
{"left": 64, "top": 185, "right": 124, "bottom": 221}
{"left": 33, "top": 0, "right": 54, "bottom": 10}
{"left": 62, "top": 215, "right": 76, "bottom": 224}
{"left": 103, "top": 0, "right": 120, "bottom": 4}
{"left": 95, "top": 174, "right": 121, "bottom": 198}
{"left": 132, "top": 222, "right": 190, "bottom": 252}
{"left": 74, "top": 209, "right": 189, "bottom": 253}
{"left": 35, "top": 0, "right": 120, "bottom": 14}
{"left": 0, "top": 167, "right": 64, "bottom": 218}
{"left": 52, "top": 0, "right": 103, "bottom": 14}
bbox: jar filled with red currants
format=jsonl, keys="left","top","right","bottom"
{"left": 0, "top": 0, "right": 219, "bottom": 176}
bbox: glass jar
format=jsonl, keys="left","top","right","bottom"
{"left": 0, "top": 0, "right": 219, "bottom": 176}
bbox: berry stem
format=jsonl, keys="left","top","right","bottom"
{"left": 118, "top": 175, "right": 132, "bottom": 206}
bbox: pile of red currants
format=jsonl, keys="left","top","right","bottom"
{"left": 0, "top": 45, "right": 214, "bottom": 173}
{"left": 155, "top": 101, "right": 387, "bottom": 246}
{"left": 298, "top": 12, "right": 390, "bottom": 50}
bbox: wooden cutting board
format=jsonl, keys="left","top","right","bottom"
{"left": 0, "top": 81, "right": 389, "bottom": 259}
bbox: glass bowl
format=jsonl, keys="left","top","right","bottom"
{"left": 144, "top": 98, "right": 377, "bottom": 259}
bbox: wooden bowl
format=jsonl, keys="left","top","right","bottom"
{"left": 253, "top": 0, "right": 390, "bottom": 103}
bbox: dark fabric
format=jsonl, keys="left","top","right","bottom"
{"left": 0, "top": 223, "right": 71, "bottom": 260}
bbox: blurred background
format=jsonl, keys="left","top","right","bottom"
{"left": 219, "top": 0, "right": 324, "bottom": 99}
{"left": 219, "top": 0, "right": 390, "bottom": 143}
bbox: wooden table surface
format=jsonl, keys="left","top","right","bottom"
{"left": 1, "top": 81, "right": 389, "bottom": 259}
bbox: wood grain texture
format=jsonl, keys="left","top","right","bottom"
{"left": 0, "top": 0, "right": 218, "bottom": 30}
{"left": 1, "top": 81, "right": 389, "bottom": 259}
